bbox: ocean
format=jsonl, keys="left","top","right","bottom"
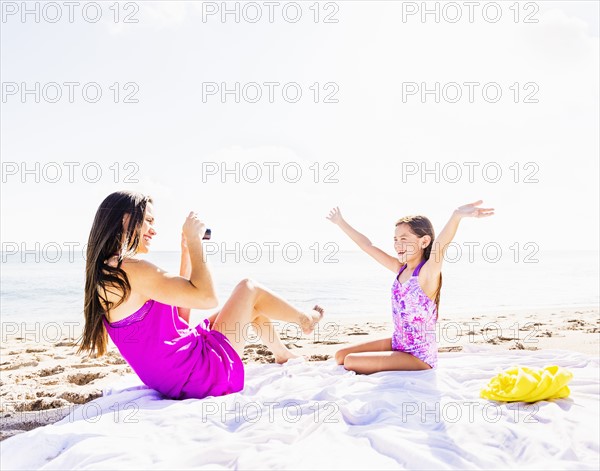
{"left": 1, "top": 250, "right": 598, "bottom": 326}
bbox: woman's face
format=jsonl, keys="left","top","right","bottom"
{"left": 136, "top": 202, "right": 156, "bottom": 254}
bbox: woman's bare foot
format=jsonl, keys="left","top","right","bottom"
{"left": 299, "top": 305, "right": 325, "bottom": 335}
{"left": 273, "top": 348, "right": 300, "bottom": 364}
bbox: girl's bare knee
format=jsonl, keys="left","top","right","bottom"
{"left": 334, "top": 349, "right": 347, "bottom": 365}
{"left": 342, "top": 353, "right": 358, "bottom": 370}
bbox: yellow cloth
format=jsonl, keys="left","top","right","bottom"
{"left": 480, "top": 365, "right": 573, "bottom": 403}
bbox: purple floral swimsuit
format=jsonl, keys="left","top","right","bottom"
{"left": 391, "top": 259, "right": 438, "bottom": 368}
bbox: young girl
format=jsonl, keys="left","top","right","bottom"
{"left": 77, "top": 190, "right": 324, "bottom": 400}
{"left": 328, "top": 201, "right": 494, "bottom": 374}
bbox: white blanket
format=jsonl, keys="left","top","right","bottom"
{"left": 2, "top": 346, "right": 598, "bottom": 470}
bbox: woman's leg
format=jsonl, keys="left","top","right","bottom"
{"left": 212, "top": 278, "right": 324, "bottom": 358}
{"left": 206, "top": 311, "right": 219, "bottom": 329}
{"left": 251, "top": 313, "right": 299, "bottom": 364}
{"left": 334, "top": 338, "right": 393, "bottom": 365}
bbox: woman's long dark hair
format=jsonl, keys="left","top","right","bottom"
{"left": 395, "top": 215, "right": 442, "bottom": 317}
{"left": 76, "top": 191, "right": 153, "bottom": 357}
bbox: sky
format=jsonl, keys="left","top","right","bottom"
{"left": 1, "top": 0, "right": 598, "bottom": 254}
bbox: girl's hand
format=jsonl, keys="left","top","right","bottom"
{"left": 326, "top": 207, "right": 344, "bottom": 225}
{"left": 454, "top": 200, "right": 495, "bottom": 218}
{"left": 182, "top": 211, "right": 208, "bottom": 241}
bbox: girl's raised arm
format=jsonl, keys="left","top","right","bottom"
{"left": 427, "top": 200, "right": 495, "bottom": 276}
{"left": 327, "top": 207, "right": 401, "bottom": 273}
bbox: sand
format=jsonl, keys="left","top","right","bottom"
{"left": 1, "top": 306, "right": 598, "bottom": 441}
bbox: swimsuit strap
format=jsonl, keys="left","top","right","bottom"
{"left": 397, "top": 259, "right": 427, "bottom": 278}
{"left": 413, "top": 259, "right": 427, "bottom": 276}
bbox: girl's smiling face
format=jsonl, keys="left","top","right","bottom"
{"left": 394, "top": 223, "right": 430, "bottom": 263}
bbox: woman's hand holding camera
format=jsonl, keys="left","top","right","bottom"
{"left": 183, "top": 212, "right": 209, "bottom": 242}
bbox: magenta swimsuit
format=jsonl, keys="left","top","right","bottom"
{"left": 391, "top": 259, "right": 438, "bottom": 368}
{"left": 103, "top": 300, "right": 244, "bottom": 400}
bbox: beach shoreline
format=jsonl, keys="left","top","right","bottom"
{"left": 1, "top": 305, "right": 598, "bottom": 441}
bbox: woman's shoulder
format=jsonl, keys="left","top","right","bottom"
{"left": 120, "top": 257, "right": 159, "bottom": 275}
{"left": 119, "top": 257, "right": 171, "bottom": 293}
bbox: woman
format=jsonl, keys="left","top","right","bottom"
{"left": 77, "top": 191, "right": 324, "bottom": 400}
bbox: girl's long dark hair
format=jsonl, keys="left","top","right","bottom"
{"left": 76, "top": 191, "right": 153, "bottom": 357}
{"left": 395, "top": 215, "right": 442, "bottom": 317}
